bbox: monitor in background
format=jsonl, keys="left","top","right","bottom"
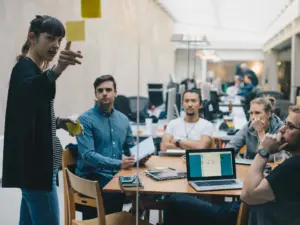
{"left": 201, "top": 82, "right": 211, "bottom": 101}
{"left": 166, "top": 88, "right": 178, "bottom": 122}
{"left": 176, "top": 93, "right": 181, "bottom": 113}
{"left": 169, "top": 73, "right": 176, "bottom": 84}
{"left": 148, "top": 83, "right": 164, "bottom": 107}
{"left": 178, "top": 84, "right": 185, "bottom": 106}
{"left": 210, "top": 90, "right": 220, "bottom": 113}
{"left": 212, "top": 78, "right": 223, "bottom": 95}
{"left": 202, "top": 100, "right": 214, "bottom": 121}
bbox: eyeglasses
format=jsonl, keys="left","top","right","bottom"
{"left": 97, "top": 88, "right": 113, "bottom": 93}
{"left": 283, "top": 120, "right": 300, "bottom": 130}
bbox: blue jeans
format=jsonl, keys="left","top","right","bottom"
{"left": 19, "top": 168, "right": 60, "bottom": 225}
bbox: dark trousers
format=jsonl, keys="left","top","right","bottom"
{"left": 164, "top": 194, "right": 240, "bottom": 225}
{"left": 76, "top": 172, "right": 126, "bottom": 219}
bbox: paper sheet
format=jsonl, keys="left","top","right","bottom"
{"left": 81, "top": 0, "right": 102, "bottom": 18}
{"left": 66, "top": 21, "right": 85, "bottom": 42}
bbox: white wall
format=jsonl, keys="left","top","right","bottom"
{"left": 174, "top": 23, "right": 264, "bottom": 50}
{"left": 263, "top": 0, "right": 300, "bottom": 44}
{"left": 175, "top": 49, "right": 264, "bottom": 81}
{"left": 216, "top": 49, "right": 264, "bottom": 61}
{"left": 175, "top": 49, "right": 202, "bottom": 81}
{"left": 278, "top": 48, "right": 292, "bottom": 61}
{"left": 0, "top": 0, "right": 175, "bottom": 135}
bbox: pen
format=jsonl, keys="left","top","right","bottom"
{"left": 168, "top": 167, "right": 176, "bottom": 170}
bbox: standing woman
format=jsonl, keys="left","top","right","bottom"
{"left": 2, "top": 15, "right": 83, "bottom": 225}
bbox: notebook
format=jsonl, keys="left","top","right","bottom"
{"left": 145, "top": 168, "right": 187, "bottom": 181}
{"left": 186, "top": 148, "right": 243, "bottom": 191}
{"left": 119, "top": 175, "right": 143, "bottom": 188}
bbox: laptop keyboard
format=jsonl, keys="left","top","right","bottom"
{"left": 195, "top": 180, "right": 237, "bottom": 187}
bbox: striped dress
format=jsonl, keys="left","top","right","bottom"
{"left": 47, "top": 70, "right": 63, "bottom": 169}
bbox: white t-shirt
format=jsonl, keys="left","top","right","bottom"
{"left": 165, "top": 118, "right": 214, "bottom": 141}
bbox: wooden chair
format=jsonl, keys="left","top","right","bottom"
{"left": 65, "top": 168, "right": 150, "bottom": 225}
{"left": 236, "top": 202, "right": 249, "bottom": 225}
{"left": 62, "top": 149, "right": 97, "bottom": 225}
{"left": 63, "top": 148, "right": 161, "bottom": 224}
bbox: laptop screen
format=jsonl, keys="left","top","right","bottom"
{"left": 186, "top": 149, "right": 236, "bottom": 181}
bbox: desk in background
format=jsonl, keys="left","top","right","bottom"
{"left": 219, "top": 95, "right": 244, "bottom": 107}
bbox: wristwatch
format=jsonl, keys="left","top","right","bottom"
{"left": 175, "top": 139, "right": 181, "bottom": 148}
{"left": 258, "top": 148, "right": 270, "bottom": 159}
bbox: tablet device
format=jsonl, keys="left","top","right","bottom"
{"left": 130, "top": 137, "right": 156, "bottom": 162}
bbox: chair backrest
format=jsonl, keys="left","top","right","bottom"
{"left": 257, "top": 91, "right": 284, "bottom": 100}
{"left": 128, "top": 96, "right": 149, "bottom": 113}
{"left": 248, "top": 201, "right": 300, "bottom": 225}
{"left": 127, "top": 96, "right": 150, "bottom": 123}
{"left": 275, "top": 99, "right": 293, "bottom": 120}
{"left": 114, "top": 95, "right": 131, "bottom": 117}
{"left": 65, "top": 168, "right": 106, "bottom": 225}
{"left": 62, "top": 149, "right": 77, "bottom": 169}
{"left": 62, "top": 149, "right": 78, "bottom": 225}
{"left": 236, "top": 202, "right": 249, "bottom": 225}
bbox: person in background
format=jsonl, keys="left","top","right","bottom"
{"left": 163, "top": 105, "right": 300, "bottom": 225}
{"left": 226, "top": 75, "right": 244, "bottom": 97}
{"left": 227, "top": 97, "right": 283, "bottom": 159}
{"left": 238, "top": 70, "right": 258, "bottom": 96}
{"left": 76, "top": 75, "right": 149, "bottom": 218}
{"left": 161, "top": 88, "right": 213, "bottom": 151}
{"left": 240, "top": 63, "right": 249, "bottom": 75}
{"left": 2, "top": 15, "right": 83, "bottom": 225}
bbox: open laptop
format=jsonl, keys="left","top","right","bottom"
{"left": 186, "top": 148, "right": 243, "bottom": 191}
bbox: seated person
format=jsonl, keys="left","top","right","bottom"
{"left": 238, "top": 70, "right": 258, "bottom": 96}
{"left": 161, "top": 89, "right": 213, "bottom": 150}
{"left": 76, "top": 75, "right": 137, "bottom": 217}
{"left": 163, "top": 105, "right": 300, "bottom": 225}
{"left": 227, "top": 97, "right": 283, "bottom": 159}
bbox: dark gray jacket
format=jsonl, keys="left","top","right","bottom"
{"left": 227, "top": 114, "right": 283, "bottom": 159}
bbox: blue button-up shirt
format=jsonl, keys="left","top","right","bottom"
{"left": 75, "top": 104, "right": 135, "bottom": 187}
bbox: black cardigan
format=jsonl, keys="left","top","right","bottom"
{"left": 2, "top": 57, "right": 56, "bottom": 191}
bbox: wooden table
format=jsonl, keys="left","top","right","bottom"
{"left": 103, "top": 156, "right": 260, "bottom": 197}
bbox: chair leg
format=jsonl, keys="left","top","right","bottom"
{"left": 158, "top": 210, "right": 163, "bottom": 225}
{"left": 144, "top": 210, "right": 150, "bottom": 223}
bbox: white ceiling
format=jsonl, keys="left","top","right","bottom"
{"left": 158, "top": 0, "right": 292, "bottom": 49}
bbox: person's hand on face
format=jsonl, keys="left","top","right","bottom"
{"left": 252, "top": 117, "right": 265, "bottom": 133}
{"left": 259, "top": 133, "right": 288, "bottom": 154}
{"left": 53, "top": 41, "right": 83, "bottom": 75}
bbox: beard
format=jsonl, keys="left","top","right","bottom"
{"left": 96, "top": 100, "right": 111, "bottom": 111}
{"left": 186, "top": 111, "right": 195, "bottom": 116}
{"left": 280, "top": 136, "right": 298, "bottom": 152}
{"left": 284, "top": 143, "right": 298, "bottom": 152}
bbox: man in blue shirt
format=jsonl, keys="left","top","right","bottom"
{"left": 76, "top": 75, "right": 135, "bottom": 217}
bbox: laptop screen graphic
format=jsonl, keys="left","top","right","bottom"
{"left": 188, "top": 151, "right": 233, "bottom": 178}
